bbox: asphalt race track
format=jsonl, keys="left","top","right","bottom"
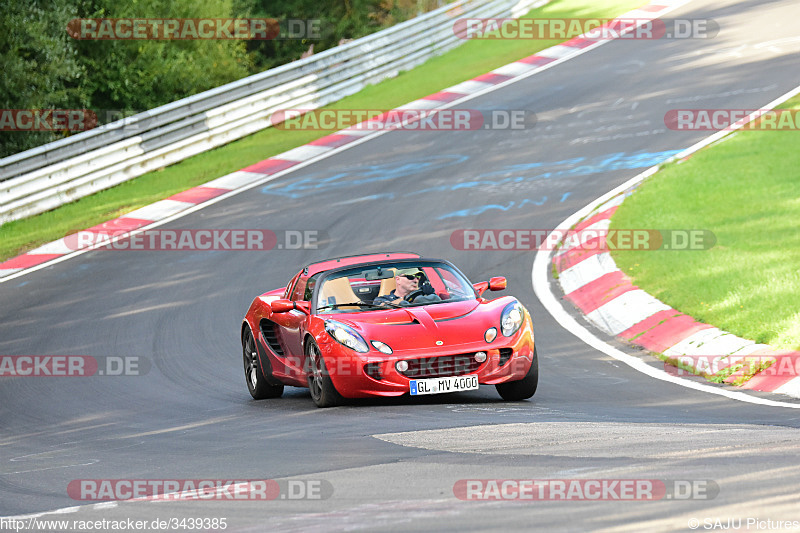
{"left": 2, "top": 0, "right": 800, "bottom": 531}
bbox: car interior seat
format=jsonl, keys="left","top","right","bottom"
{"left": 377, "top": 269, "right": 397, "bottom": 297}
{"left": 318, "top": 276, "right": 361, "bottom": 308}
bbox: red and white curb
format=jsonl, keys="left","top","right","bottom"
{"left": 553, "top": 195, "right": 800, "bottom": 398}
{"left": 0, "top": 0, "right": 691, "bottom": 283}
{"left": 534, "top": 83, "right": 800, "bottom": 406}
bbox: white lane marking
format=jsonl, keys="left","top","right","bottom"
{"left": 532, "top": 83, "right": 800, "bottom": 409}
{"left": 775, "top": 379, "right": 800, "bottom": 397}
{"left": 395, "top": 99, "right": 442, "bottom": 110}
{"left": 663, "top": 328, "right": 753, "bottom": 357}
{"left": 203, "top": 170, "right": 273, "bottom": 190}
{"left": 585, "top": 289, "right": 671, "bottom": 336}
{"left": 492, "top": 61, "right": 541, "bottom": 77}
{"left": 93, "top": 502, "right": 118, "bottom": 511}
{"left": 730, "top": 343, "right": 770, "bottom": 356}
{"left": 276, "top": 144, "right": 333, "bottom": 161}
{"left": 444, "top": 80, "right": 495, "bottom": 94}
{"left": 559, "top": 252, "right": 617, "bottom": 294}
{"left": 25, "top": 239, "right": 75, "bottom": 255}
{"left": 2, "top": 460, "right": 99, "bottom": 475}
{"left": 535, "top": 45, "right": 578, "bottom": 59}
{"left": 125, "top": 199, "right": 195, "bottom": 221}
{"left": 556, "top": 218, "right": 612, "bottom": 258}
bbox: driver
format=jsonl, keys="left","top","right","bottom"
{"left": 373, "top": 268, "right": 419, "bottom": 306}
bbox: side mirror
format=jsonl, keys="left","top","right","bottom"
{"left": 473, "top": 277, "right": 507, "bottom": 297}
{"left": 269, "top": 299, "right": 311, "bottom": 315}
{"left": 488, "top": 276, "right": 507, "bottom": 291}
{"left": 270, "top": 299, "right": 295, "bottom": 313}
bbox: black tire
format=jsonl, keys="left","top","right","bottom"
{"left": 306, "top": 339, "right": 342, "bottom": 408}
{"left": 243, "top": 327, "right": 284, "bottom": 399}
{"left": 495, "top": 346, "right": 538, "bottom": 401}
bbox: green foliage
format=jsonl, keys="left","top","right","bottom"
{"left": 0, "top": 0, "right": 439, "bottom": 158}
{"left": 0, "top": 0, "right": 89, "bottom": 155}
{"left": 232, "top": 0, "right": 439, "bottom": 71}
{"left": 1, "top": 0, "right": 251, "bottom": 157}
{"left": 72, "top": 0, "right": 252, "bottom": 115}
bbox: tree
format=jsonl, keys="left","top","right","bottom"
{"left": 0, "top": 0, "right": 253, "bottom": 158}
{"left": 0, "top": 0, "right": 89, "bottom": 157}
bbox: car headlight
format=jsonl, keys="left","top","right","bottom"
{"left": 325, "top": 320, "right": 369, "bottom": 353}
{"left": 500, "top": 301, "right": 524, "bottom": 337}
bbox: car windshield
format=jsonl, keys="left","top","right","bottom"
{"left": 315, "top": 261, "right": 475, "bottom": 314}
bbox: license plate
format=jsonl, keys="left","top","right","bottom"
{"left": 409, "top": 374, "right": 479, "bottom": 395}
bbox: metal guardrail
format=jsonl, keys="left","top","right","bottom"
{"left": 0, "top": 0, "right": 543, "bottom": 224}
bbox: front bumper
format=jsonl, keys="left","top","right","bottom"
{"left": 320, "top": 320, "right": 535, "bottom": 398}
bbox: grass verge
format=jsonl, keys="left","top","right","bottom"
{"left": 610, "top": 96, "right": 800, "bottom": 350}
{"left": 0, "top": 0, "right": 645, "bottom": 262}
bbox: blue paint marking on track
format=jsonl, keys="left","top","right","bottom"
{"left": 417, "top": 151, "right": 682, "bottom": 195}
{"left": 434, "top": 150, "right": 680, "bottom": 219}
{"left": 259, "top": 150, "right": 681, "bottom": 208}
{"left": 260, "top": 154, "right": 470, "bottom": 199}
{"left": 438, "top": 197, "right": 549, "bottom": 220}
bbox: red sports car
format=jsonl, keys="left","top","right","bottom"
{"left": 241, "top": 252, "right": 537, "bottom": 407}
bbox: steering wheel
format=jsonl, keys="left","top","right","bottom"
{"left": 404, "top": 289, "right": 425, "bottom": 303}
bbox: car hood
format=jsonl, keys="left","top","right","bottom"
{"left": 331, "top": 300, "right": 499, "bottom": 351}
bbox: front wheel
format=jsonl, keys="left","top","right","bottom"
{"left": 306, "top": 339, "right": 342, "bottom": 408}
{"left": 495, "top": 346, "right": 538, "bottom": 401}
{"left": 243, "top": 327, "right": 284, "bottom": 399}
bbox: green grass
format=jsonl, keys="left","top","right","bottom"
{"left": 610, "top": 96, "right": 800, "bottom": 350}
{"left": 0, "top": 0, "right": 645, "bottom": 261}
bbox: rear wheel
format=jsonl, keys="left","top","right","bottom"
{"left": 243, "top": 327, "right": 283, "bottom": 399}
{"left": 495, "top": 346, "right": 538, "bottom": 401}
{"left": 306, "top": 339, "right": 342, "bottom": 408}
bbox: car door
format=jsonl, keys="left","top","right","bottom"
{"left": 269, "top": 275, "right": 311, "bottom": 378}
